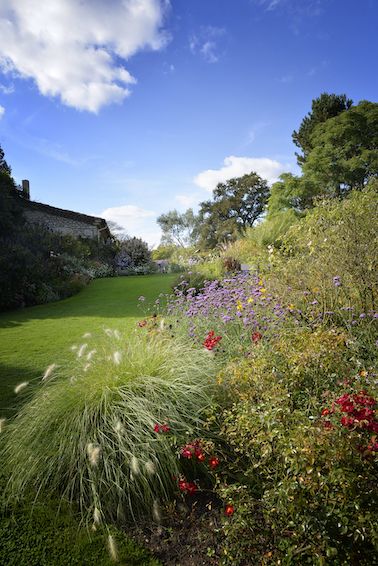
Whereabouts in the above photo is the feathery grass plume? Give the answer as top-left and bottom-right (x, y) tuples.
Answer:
(3, 332), (216, 523)
(108, 534), (118, 562)
(87, 349), (97, 361)
(14, 382), (28, 394)
(42, 363), (57, 382)
(93, 507), (101, 525)
(0, 418), (6, 433)
(113, 330), (121, 340)
(70, 345), (78, 351)
(130, 456), (140, 475)
(77, 343), (87, 358)
(83, 363), (91, 372)
(145, 460), (156, 476)
(83, 332), (92, 338)
(114, 420), (123, 434)
(152, 500), (162, 523)
(87, 443), (101, 467)
(104, 328), (113, 337)
(113, 351), (122, 365)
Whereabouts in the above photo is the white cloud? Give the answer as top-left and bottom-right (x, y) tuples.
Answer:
(189, 26), (225, 63)
(0, 0), (169, 112)
(0, 105), (4, 119)
(175, 194), (200, 208)
(0, 83), (14, 94)
(100, 204), (161, 247)
(194, 155), (288, 192)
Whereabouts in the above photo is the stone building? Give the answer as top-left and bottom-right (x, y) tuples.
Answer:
(19, 180), (111, 242)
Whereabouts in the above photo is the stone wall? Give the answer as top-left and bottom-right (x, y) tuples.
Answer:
(23, 208), (99, 239)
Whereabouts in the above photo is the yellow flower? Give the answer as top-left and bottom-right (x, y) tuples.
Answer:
(247, 297), (254, 304)
(260, 288), (267, 295)
(312, 287), (320, 293)
(288, 304), (295, 310)
(236, 300), (243, 311)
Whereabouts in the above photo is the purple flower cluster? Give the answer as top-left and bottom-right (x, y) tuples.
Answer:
(168, 274), (288, 347)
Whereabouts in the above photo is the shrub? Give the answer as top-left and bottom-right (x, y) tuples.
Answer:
(271, 186), (378, 315)
(115, 237), (151, 272)
(3, 331), (216, 524)
(213, 338), (378, 564)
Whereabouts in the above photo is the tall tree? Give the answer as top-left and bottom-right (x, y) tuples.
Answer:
(198, 172), (269, 249)
(303, 100), (378, 196)
(0, 144), (12, 175)
(292, 93), (353, 166)
(157, 208), (199, 247)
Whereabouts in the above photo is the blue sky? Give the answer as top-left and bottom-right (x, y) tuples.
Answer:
(0, 0), (377, 246)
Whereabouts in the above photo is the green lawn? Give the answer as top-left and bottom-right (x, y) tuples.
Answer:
(0, 274), (176, 418)
(0, 274), (176, 566)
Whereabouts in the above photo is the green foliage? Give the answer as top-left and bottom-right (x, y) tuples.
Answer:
(293, 92), (353, 166)
(3, 332), (216, 523)
(157, 209), (199, 247)
(0, 478), (160, 566)
(198, 172), (269, 249)
(302, 100), (378, 196)
(215, 331), (377, 565)
(115, 236), (151, 273)
(271, 184), (378, 315)
(268, 172), (318, 216)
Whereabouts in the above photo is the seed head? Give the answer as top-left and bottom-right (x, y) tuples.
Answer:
(108, 534), (118, 562)
(145, 460), (156, 475)
(87, 443), (101, 467)
(130, 456), (140, 475)
(77, 344), (87, 358)
(42, 363), (57, 382)
(82, 332), (92, 338)
(153, 500), (162, 523)
(14, 382), (29, 394)
(87, 349), (97, 360)
(113, 351), (122, 365)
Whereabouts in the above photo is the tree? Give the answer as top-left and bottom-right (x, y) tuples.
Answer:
(0, 144), (23, 237)
(115, 236), (151, 270)
(292, 93), (353, 166)
(157, 208), (199, 247)
(302, 100), (378, 196)
(267, 173), (319, 218)
(0, 144), (12, 175)
(198, 172), (269, 249)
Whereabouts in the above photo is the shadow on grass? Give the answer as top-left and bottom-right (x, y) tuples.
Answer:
(0, 363), (40, 419)
(0, 274), (176, 329)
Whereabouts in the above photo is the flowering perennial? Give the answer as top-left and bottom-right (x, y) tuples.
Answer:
(203, 330), (222, 351)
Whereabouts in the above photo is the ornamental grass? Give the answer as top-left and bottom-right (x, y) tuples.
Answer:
(3, 330), (216, 524)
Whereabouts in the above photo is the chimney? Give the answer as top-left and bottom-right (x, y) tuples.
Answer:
(22, 179), (30, 200)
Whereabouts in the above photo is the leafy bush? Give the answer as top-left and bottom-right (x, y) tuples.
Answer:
(3, 332), (216, 524)
(271, 185), (378, 315)
(115, 237), (151, 273)
(214, 335), (377, 564)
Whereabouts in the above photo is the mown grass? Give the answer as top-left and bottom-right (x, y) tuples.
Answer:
(0, 274), (176, 418)
(0, 274), (175, 565)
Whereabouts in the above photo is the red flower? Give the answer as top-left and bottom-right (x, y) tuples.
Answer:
(154, 422), (170, 433)
(321, 408), (330, 416)
(196, 452), (206, 462)
(203, 330), (222, 351)
(181, 447), (193, 459)
(225, 505), (234, 516)
(178, 478), (197, 495)
(251, 331), (262, 343)
(186, 482), (198, 495)
(209, 456), (220, 469)
(340, 415), (354, 428)
(323, 420), (333, 430)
